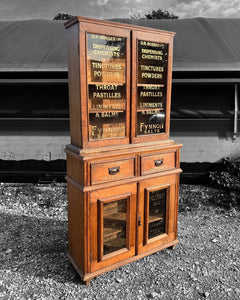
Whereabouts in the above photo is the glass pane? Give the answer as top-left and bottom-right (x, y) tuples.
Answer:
(137, 110), (165, 135)
(103, 198), (127, 255)
(148, 189), (166, 239)
(87, 33), (127, 140)
(138, 85), (166, 109)
(137, 40), (168, 136)
(89, 111), (125, 139)
(88, 84), (126, 110)
(138, 40), (168, 85)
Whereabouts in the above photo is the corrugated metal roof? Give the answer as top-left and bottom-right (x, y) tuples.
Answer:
(0, 19), (67, 72)
(114, 17), (240, 72)
(1, 18), (240, 72)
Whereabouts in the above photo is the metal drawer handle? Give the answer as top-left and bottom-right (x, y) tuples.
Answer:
(108, 166), (120, 175)
(155, 159), (163, 167)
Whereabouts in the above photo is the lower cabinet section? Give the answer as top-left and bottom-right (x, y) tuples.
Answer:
(67, 172), (180, 284)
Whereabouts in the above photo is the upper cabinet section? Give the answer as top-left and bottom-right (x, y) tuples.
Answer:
(65, 17), (174, 149)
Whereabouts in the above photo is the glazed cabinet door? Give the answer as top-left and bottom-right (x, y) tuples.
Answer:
(79, 22), (131, 148)
(89, 183), (137, 272)
(137, 175), (178, 254)
(131, 30), (174, 143)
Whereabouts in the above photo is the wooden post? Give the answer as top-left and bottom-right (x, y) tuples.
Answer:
(233, 83), (238, 141)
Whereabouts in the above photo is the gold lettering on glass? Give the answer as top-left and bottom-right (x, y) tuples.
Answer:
(87, 33), (127, 140)
(137, 40), (168, 135)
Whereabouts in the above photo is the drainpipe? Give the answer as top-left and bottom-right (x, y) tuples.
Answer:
(233, 84), (238, 141)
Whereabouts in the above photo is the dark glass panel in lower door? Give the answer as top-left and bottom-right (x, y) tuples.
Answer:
(148, 189), (166, 239)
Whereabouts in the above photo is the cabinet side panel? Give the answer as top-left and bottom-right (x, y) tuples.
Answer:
(165, 40), (174, 136)
(174, 174), (180, 239)
(66, 152), (85, 185)
(66, 24), (82, 147)
(67, 182), (86, 273)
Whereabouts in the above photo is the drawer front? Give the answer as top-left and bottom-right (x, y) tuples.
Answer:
(141, 152), (175, 176)
(91, 157), (135, 185)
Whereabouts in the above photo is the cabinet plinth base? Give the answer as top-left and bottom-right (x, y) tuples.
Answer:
(67, 239), (179, 284)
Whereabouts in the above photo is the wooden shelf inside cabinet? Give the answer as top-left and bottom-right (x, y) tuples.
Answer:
(104, 237), (126, 249)
(104, 212), (126, 222)
(137, 84), (165, 87)
(137, 108), (164, 112)
(149, 215), (163, 223)
(88, 82), (126, 86)
(89, 110), (125, 113)
(103, 227), (123, 238)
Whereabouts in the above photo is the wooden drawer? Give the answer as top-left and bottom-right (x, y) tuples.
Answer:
(90, 157), (135, 185)
(140, 152), (175, 176)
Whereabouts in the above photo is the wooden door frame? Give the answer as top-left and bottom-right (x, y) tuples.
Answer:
(137, 175), (176, 254)
(79, 22), (131, 148)
(143, 183), (170, 245)
(90, 184), (136, 272)
(131, 30), (174, 144)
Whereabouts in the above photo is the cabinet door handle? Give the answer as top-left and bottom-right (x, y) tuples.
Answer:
(108, 166), (120, 175)
(155, 159), (163, 167)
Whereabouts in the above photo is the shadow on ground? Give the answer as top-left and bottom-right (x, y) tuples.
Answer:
(0, 212), (83, 284)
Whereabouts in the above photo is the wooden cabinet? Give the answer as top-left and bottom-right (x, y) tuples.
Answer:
(65, 16), (182, 284)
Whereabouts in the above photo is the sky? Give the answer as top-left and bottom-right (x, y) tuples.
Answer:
(0, 0), (240, 21)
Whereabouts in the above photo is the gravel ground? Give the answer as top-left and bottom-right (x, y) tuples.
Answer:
(0, 183), (239, 299)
